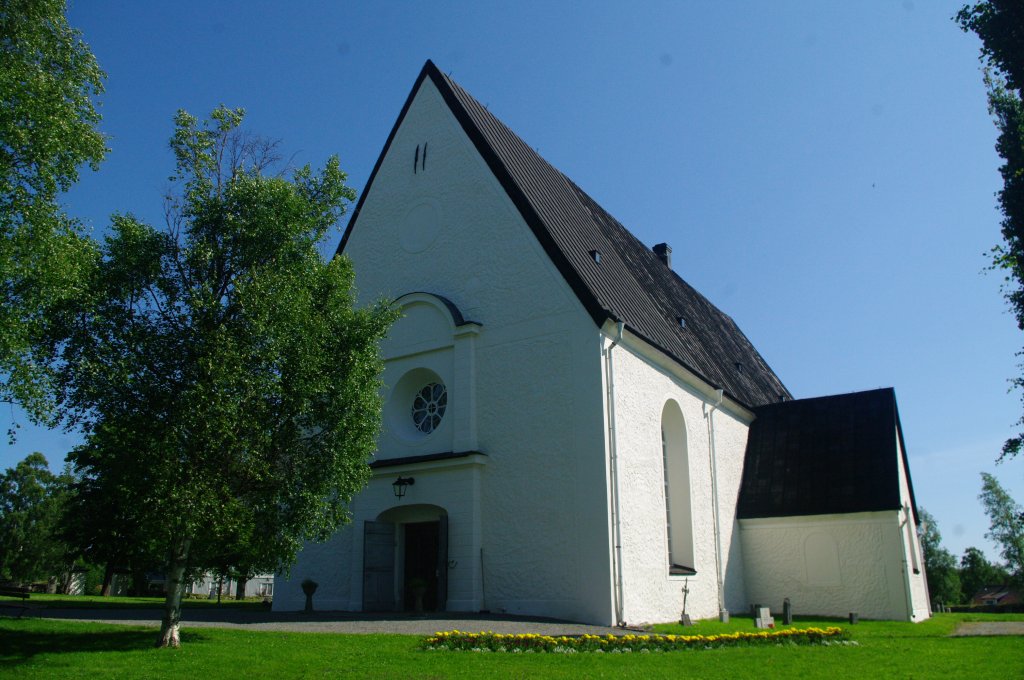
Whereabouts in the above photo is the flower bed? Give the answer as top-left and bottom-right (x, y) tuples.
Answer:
(424, 626), (851, 653)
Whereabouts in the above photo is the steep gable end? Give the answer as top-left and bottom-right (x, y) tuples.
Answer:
(340, 61), (790, 408)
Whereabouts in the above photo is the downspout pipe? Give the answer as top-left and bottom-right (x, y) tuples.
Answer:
(898, 506), (917, 621)
(605, 321), (626, 626)
(706, 388), (727, 621)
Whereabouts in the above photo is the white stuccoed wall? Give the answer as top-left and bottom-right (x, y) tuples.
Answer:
(275, 526), (354, 612)
(738, 426), (931, 622)
(276, 76), (614, 624)
(740, 511), (916, 620)
(607, 330), (753, 625)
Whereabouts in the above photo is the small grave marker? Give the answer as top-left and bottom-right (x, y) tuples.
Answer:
(679, 578), (693, 626)
(754, 606), (775, 629)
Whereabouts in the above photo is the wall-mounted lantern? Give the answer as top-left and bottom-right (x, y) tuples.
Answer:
(392, 476), (415, 499)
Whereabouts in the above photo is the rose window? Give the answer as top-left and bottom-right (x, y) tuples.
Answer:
(411, 382), (447, 434)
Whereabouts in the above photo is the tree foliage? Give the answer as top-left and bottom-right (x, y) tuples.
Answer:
(0, 0), (106, 418)
(979, 472), (1024, 583)
(62, 436), (160, 596)
(60, 107), (396, 646)
(917, 507), (963, 605)
(956, 2), (1024, 459)
(0, 452), (71, 583)
(959, 546), (1011, 599)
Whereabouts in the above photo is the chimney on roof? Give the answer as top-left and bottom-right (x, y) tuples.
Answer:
(653, 243), (672, 269)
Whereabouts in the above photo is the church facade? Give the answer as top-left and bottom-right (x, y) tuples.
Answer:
(273, 62), (930, 625)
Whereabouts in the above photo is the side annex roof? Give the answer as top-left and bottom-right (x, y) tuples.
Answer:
(737, 387), (920, 522)
(338, 60), (790, 409)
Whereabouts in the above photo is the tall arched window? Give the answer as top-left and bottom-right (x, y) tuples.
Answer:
(662, 400), (695, 574)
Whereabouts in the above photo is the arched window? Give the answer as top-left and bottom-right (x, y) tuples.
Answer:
(662, 400), (695, 574)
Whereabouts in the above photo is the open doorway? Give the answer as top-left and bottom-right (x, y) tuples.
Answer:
(403, 520), (439, 611)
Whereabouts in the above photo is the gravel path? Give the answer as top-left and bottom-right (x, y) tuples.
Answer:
(950, 621), (1024, 637)
(25, 607), (638, 636)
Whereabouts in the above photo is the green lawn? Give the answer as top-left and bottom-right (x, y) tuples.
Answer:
(0, 594), (266, 610)
(0, 613), (1021, 679)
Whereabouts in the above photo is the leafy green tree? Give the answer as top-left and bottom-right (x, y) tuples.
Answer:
(63, 435), (160, 596)
(956, 3), (1024, 459)
(0, 452), (71, 583)
(59, 107), (395, 647)
(0, 0), (106, 419)
(198, 521), (278, 602)
(959, 546), (1011, 600)
(917, 507), (963, 606)
(211, 525), (279, 601)
(979, 473), (1024, 584)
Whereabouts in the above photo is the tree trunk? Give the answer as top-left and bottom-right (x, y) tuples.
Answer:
(216, 575), (222, 604)
(156, 537), (191, 648)
(100, 561), (115, 597)
(234, 575), (247, 600)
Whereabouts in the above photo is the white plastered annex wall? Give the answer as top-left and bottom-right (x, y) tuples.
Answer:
(740, 512), (914, 620)
(739, 426), (929, 622)
(608, 330), (752, 625)
(276, 77), (615, 624)
(896, 428), (930, 620)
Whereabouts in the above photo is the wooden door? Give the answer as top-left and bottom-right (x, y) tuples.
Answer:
(436, 514), (448, 612)
(362, 521), (396, 611)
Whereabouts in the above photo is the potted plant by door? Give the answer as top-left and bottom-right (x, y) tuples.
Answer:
(301, 579), (318, 613)
(407, 576), (427, 614)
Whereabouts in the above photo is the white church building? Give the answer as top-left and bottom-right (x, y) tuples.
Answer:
(273, 61), (930, 625)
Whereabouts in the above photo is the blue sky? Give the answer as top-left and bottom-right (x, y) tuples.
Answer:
(4, 0), (1023, 563)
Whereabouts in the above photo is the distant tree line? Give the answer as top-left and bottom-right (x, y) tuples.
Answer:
(0, 450), (272, 601)
(919, 473), (1024, 606)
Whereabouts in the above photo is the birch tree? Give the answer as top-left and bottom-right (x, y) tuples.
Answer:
(61, 107), (395, 647)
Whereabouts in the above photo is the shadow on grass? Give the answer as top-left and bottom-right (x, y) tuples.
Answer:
(0, 596), (266, 611)
(0, 626), (210, 669)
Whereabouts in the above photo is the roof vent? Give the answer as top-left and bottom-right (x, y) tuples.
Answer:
(734, 361), (744, 373)
(590, 249), (601, 264)
(677, 316), (686, 329)
(653, 243), (672, 268)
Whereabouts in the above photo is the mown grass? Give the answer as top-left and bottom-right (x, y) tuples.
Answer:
(0, 613), (1021, 679)
(0, 593), (266, 610)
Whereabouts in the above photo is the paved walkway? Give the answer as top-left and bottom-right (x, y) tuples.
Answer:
(950, 621), (1024, 637)
(26, 607), (637, 636)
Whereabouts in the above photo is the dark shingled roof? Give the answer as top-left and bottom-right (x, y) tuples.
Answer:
(339, 61), (790, 408)
(737, 388), (919, 522)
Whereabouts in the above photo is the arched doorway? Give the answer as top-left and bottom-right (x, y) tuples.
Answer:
(362, 504), (448, 612)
